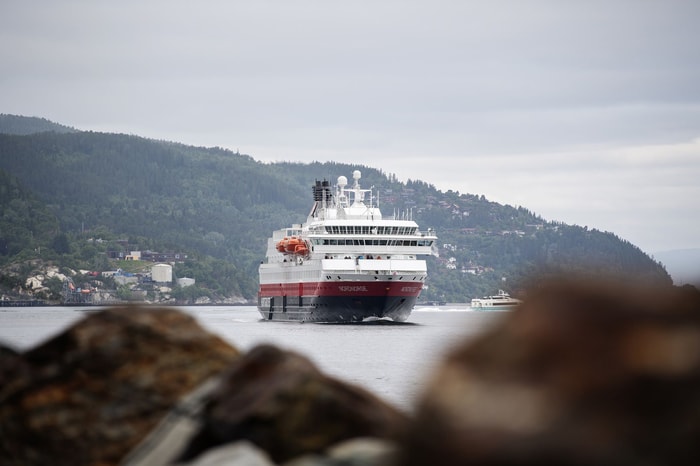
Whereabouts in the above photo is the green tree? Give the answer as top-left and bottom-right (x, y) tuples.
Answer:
(51, 233), (71, 254)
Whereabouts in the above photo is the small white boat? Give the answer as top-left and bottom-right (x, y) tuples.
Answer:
(470, 290), (521, 311)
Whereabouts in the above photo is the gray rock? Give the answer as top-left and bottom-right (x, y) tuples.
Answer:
(181, 441), (275, 466)
(285, 437), (398, 466)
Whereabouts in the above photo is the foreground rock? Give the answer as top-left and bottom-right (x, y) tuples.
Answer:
(400, 281), (700, 466)
(4, 282), (700, 465)
(0, 306), (240, 466)
(174, 344), (407, 464)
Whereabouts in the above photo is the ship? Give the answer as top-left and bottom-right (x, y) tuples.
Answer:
(470, 290), (522, 311)
(258, 170), (437, 322)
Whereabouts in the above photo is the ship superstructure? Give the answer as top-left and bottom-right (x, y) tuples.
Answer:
(258, 170), (437, 322)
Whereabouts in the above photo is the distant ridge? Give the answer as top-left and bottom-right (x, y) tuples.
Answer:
(653, 249), (700, 286)
(0, 114), (78, 135)
(0, 115), (674, 302)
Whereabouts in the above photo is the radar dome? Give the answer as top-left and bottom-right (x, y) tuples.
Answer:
(337, 175), (348, 187)
(353, 170), (362, 181)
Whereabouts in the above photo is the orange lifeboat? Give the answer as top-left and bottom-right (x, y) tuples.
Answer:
(276, 237), (288, 253)
(276, 236), (309, 256)
(285, 237), (301, 253)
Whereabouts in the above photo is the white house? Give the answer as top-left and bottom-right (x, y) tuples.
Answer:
(151, 263), (173, 283)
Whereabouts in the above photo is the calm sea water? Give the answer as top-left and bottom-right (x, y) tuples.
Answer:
(0, 305), (505, 411)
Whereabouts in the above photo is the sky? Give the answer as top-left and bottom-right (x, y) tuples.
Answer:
(2, 0), (699, 256)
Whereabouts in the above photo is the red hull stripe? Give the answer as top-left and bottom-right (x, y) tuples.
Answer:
(258, 281), (423, 297)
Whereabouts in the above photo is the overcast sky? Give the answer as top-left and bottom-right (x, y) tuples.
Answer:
(2, 0), (699, 255)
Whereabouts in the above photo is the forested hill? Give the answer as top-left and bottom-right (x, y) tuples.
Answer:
(0, 116), (671, 302)
(0, 114), (77, 135)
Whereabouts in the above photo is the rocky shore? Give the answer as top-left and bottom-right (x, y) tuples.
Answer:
(2, 280), (700, 465)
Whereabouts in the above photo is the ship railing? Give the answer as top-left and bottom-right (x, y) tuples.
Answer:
(321, 258), (427, 273)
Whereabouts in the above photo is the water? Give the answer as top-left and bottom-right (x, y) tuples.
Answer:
(0, 305), (505, 411)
